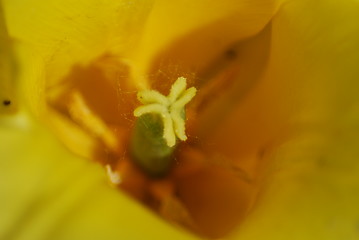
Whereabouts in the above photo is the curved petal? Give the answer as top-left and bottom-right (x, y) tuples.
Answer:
(196, 0), (359, 239)
(0, 114), (197, 240)
(2, 0), (154, 158)
(131, 0), (284, 89)
(3, 0), (153, 87)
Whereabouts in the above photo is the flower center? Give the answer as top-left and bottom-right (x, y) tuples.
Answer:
(47, 51), (267, 238)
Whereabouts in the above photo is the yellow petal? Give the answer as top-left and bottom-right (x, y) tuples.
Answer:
(0, 4), (17, 114)
(132, 0), (284, 87)
(0, 114), (196, 240)
(3, 0), (153, 88)
(2, 0), (154, 158)
(195, 0), (359, 239)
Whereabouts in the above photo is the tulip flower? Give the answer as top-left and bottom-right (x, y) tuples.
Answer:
(1, 0), (359, 239)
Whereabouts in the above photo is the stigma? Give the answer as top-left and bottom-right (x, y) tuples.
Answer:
(133, 77), (197, 147)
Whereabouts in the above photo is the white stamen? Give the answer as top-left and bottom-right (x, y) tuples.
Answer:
(105, 164), (122, 185)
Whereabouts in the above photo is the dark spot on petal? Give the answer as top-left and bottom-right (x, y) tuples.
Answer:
(225, 49), (237, 60)
(3, 100), (11, 106)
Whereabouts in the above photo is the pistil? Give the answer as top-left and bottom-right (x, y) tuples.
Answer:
(130, 77), (196, 177)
